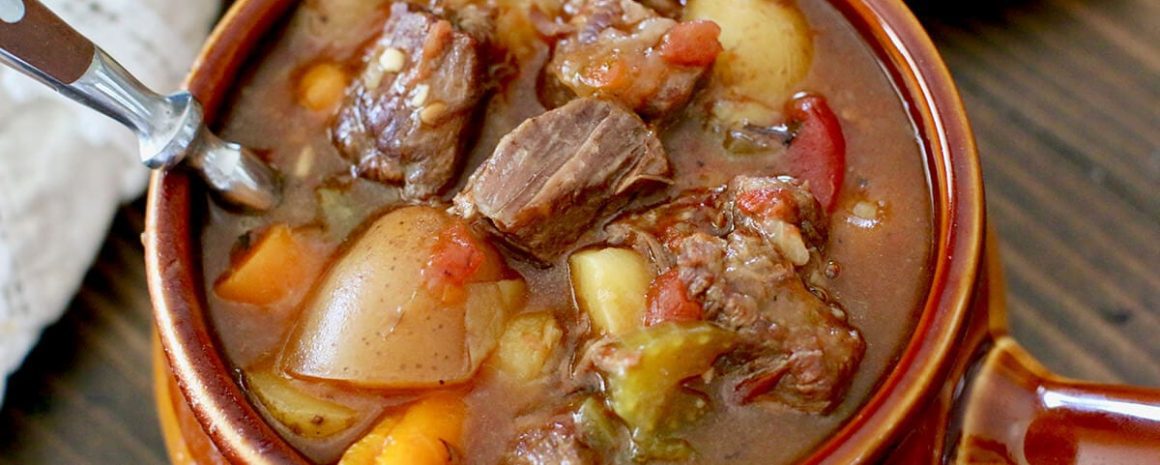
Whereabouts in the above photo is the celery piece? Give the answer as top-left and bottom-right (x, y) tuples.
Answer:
(600, 322), (734, 459)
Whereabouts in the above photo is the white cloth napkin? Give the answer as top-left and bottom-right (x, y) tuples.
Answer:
(0, 0), (217, 402)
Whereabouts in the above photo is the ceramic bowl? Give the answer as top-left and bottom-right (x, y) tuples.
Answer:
(145, 1), (1160, 463)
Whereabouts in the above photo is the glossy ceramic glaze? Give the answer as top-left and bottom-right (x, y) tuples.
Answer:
(145, 0), (1160, 463)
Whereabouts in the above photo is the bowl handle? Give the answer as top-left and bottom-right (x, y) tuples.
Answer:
(904, 225), (1160, 464)
(945, 229), (1159, 464)
(952, 335), (1160, 464)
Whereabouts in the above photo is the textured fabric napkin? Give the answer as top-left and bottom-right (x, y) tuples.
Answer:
(0, 0), (217, 402)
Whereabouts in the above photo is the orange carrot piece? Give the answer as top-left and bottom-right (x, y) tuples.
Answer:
(337, 412), (402, 465)
(214, 224), (324, 306)
(377, 391), (466, 465)
(338, 391), (466, 465)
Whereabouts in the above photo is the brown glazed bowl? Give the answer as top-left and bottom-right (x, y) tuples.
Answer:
(145, 0), (1160, 463)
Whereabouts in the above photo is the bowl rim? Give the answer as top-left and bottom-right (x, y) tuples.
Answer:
(800, 1), (983, 463)
(144, 0), (983, 463)
(146, 0), (309, 462)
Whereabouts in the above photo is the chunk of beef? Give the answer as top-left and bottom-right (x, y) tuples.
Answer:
(455, 98), (670, 261)
(502, 418), (597, 465)
(542, 0), (721, 118)
(638, 0), (683, 18)
(333, 2), (487, 199)
(607, 176), (864, 413)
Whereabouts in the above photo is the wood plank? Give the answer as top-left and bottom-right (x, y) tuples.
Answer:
(917, 0), (1160, 385)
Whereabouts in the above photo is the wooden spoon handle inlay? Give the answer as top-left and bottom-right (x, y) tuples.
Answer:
(0, 0), (95, 84)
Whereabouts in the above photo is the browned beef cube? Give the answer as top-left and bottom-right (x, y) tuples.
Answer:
(502, 419), (598, 465)
(454, 98), (670, 261)
(542, 0), (721, 118)
(639, 0), (683, 18)
(333, 2), (486, 200)
(607, 176), (864, 413)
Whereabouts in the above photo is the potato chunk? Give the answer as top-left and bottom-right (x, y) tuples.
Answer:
(465, 279), (527, 366)
(569, 248), (654, 337)
(246, 370), (358, 439)
(283, 207), (523, 388)
(685, 0), (813, 125)
(491, 312), (564, 382)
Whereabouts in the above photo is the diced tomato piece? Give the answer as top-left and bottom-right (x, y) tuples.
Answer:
(424, 222), (486, 293)
(586, 58), (631, 91)
(658, 20), (723, 67)
(784, 95), (846, 211)
(644, 269), (704, 326)
(735, 188), (797, 222)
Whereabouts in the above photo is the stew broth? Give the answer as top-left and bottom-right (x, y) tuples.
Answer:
(200, 0), (932, 463)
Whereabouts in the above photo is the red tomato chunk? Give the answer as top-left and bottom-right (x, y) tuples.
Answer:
(785, 95), (846, 211)
(645, 269), (704, 326)
(424, 222), (485, 291)
(659, 20), (724, 67)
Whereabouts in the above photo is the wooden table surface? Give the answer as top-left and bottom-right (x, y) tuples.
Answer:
(1, 1), (1156, 463)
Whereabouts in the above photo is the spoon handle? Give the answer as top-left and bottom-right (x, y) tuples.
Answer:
(0, 0), (279, 211)
(0, 0), (200, 169)
(0, 0), (92, 84)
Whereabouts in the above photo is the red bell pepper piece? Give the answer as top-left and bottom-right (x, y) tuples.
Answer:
(784, 95), (846, 211)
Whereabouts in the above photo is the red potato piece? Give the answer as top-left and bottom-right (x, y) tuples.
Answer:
(282, 207), (522, 389)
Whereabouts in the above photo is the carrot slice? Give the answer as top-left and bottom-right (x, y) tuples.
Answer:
(338, 391), (465, 465)
(377, 392), (466, 465)
(214, 224), (324, 306)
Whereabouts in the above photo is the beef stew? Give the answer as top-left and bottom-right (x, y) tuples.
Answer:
(200, 0), (933, 463)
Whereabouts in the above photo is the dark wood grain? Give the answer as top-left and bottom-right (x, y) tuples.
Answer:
(0, 203), (167, 465)
(0, 0), (1156, 462)
(912, 0), (1160, 386)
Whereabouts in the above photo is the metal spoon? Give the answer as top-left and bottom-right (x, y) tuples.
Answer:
(0, 0), (279, 211)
